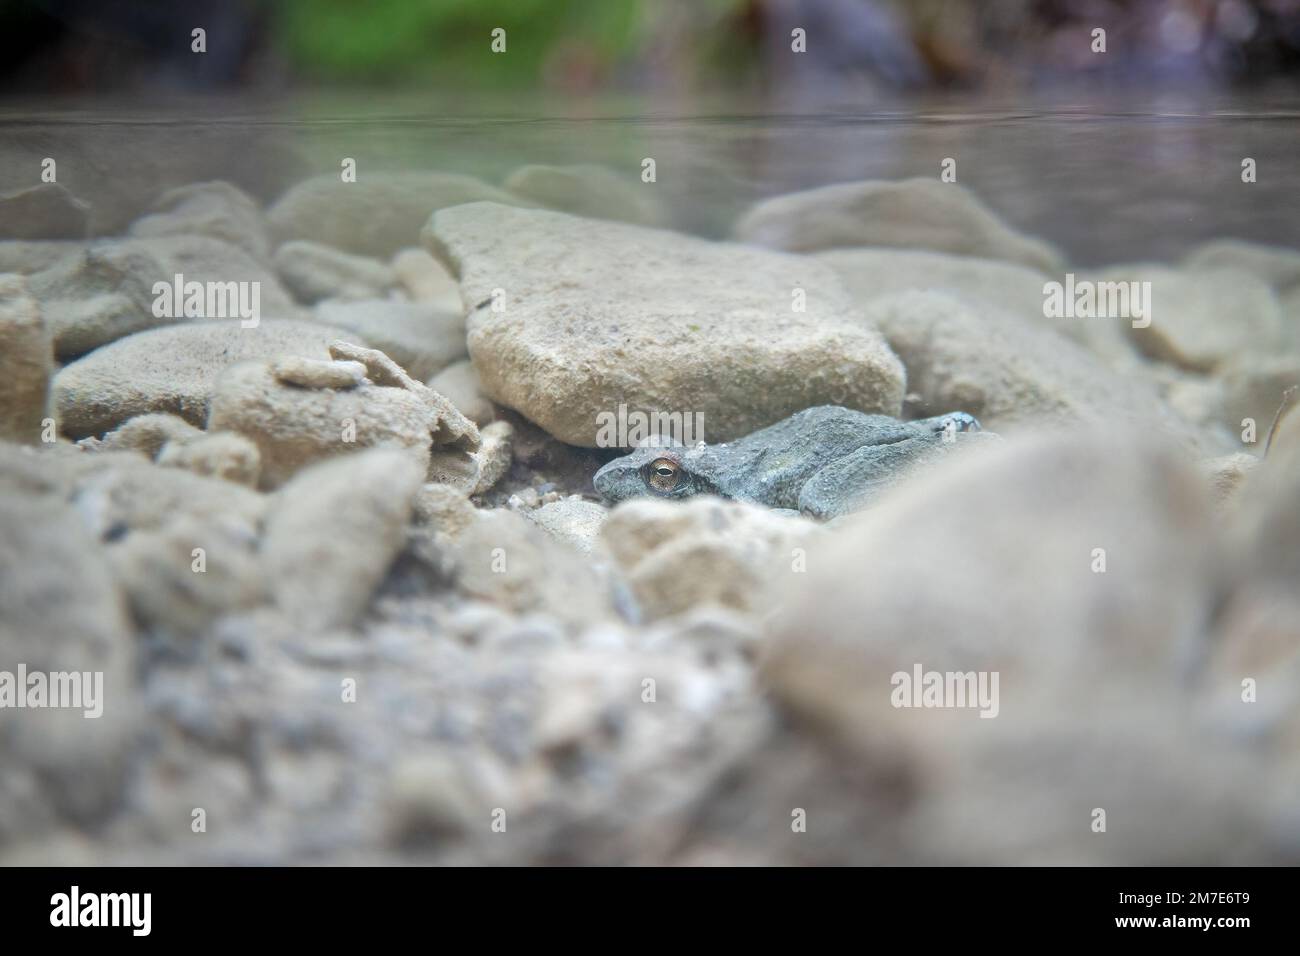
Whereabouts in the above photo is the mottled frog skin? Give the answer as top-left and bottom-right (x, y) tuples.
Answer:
(593, 405), (984, 519)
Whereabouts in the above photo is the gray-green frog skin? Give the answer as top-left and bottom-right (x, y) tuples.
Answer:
(593, 405), (985, 519)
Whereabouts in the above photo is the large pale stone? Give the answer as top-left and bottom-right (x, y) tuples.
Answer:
(268, 171), (525, 259)
(425, 203), (905, 447)
(52, 320), (358, 438)
(0, 275), (52, 443)
(733, 178), (1062, 273)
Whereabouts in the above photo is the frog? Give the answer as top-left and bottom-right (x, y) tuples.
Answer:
(592, 405), (986, 519)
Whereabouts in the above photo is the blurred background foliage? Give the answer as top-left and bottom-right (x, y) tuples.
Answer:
(2, 0), (1300, 96)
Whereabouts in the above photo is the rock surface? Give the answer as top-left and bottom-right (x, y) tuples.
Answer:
(274, 241), (395, 304)
(860, 290), (1201, 442)
(207, 341), (478, 489)
(602, 495), (822, 622)
(426, 203), (905, 446)
(427, 359), (495, 426)
(128, 181), (272, 260)
(0, 465), (138, 840)
(0, 275), (52, 443)
(759, 430), (1292, 863)
(504, 164), (664, 226)
(268, 171), (524, 259)
(262, 448), (423, 631)
(27, 235), (301, 359)
(1099, 265), (1287, 372)
(733, 178), (1062, 273)
(0, 184), (90, 240)
(315, 297), (466, 381)
(53, 319), (358, 438)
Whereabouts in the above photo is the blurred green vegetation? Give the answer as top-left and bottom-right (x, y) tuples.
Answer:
(274, 0), (740, 86)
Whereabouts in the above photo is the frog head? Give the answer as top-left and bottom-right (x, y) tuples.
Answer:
(593, 445), (712, 503)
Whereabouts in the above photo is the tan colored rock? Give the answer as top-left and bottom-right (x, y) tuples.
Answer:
(450, 509), (613, 628)
(602, 496), (822, 622)
(315, 297), (466, 380)
(1198, 452), (1260, 507)
(0, 476), (138, 839)
(328, 340), (478, 448)
(426, 203), (905, 446)
(733, 178), (1062, 273)
(271, 356), (366, 389)
(390, 247), (461, 309)
(268, 171), (525, 259)
(1100, 265), (1286, 372)
(108, 514), (264, 637)
(763, 430), (1213, 746)
(427, 359), (495, 426)
(861, 290), (1202, 443)
(504, 164), (664, 226)
(1218, 354), (1300, 442)
(128, 181), (271, 260)
(207, 360), (437, 490)
(412, 482), (478, 537)
(0, 240), (87, 275)
(1184, 239), (1300, 292)
(65, 449), (266, 539)
(157, 431), (261, 486)
(262, 449), (422, 630)
(274, 240), (395, 304)
(818, 247), (1050, 324)
(53, 319), (358, 437)
(0, 274), (52, 443)
(99, 412), (204, 459)
(27, 235), (302, 359)
(759, 431), (1284, 863)
(524, 497), (607, 556)
(0, 183), (89, 239)
(471, 420), (512, 496)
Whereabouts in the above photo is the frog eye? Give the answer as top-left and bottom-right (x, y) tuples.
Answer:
(648, 457), (681, 492)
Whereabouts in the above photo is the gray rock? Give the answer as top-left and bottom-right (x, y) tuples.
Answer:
(1099, 264), (1286, 372)
(427, 359), (495, 426)
(271, 356), (366, 390)
(99, 412), (204, 459)
(449, 509), (613, 629)
(0, 275), (52, 443)
(0, 184), (90, 239)
(426, 203), (904, 446)
(315, 297), (466, 381)
(0, 240), (87, 275)
(62, 448), (267, 540)
(0, 461), (138, 840)
(27, 235), (303, 360)
(818, 247), (1050, 324)
(1218, 353), (1300, 441)
(733, 178), (1062, 273)
(1184, 239), (1300, 292)
(1198, 452), (1259, 507)
(524, 497), (608, 555)
(860, 290), (1201, 443)
(504, 164), (664, 226)
(108, 513), (265, 638)
(268, 171), (525, 259)
(53, 319), (358, 438)
(274, 241), (396, 304)
(390, 247), (462, 309)
(207, 342), (478, 490)
(128, 181), (272, 260)
(262, 448), (424, 631)
(760, 431), (1287, 862)
(601, 495), (822, 622)
(156, 431), (261, 487)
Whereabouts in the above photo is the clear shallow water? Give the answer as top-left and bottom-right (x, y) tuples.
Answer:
(2, 90), (1298, 264)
